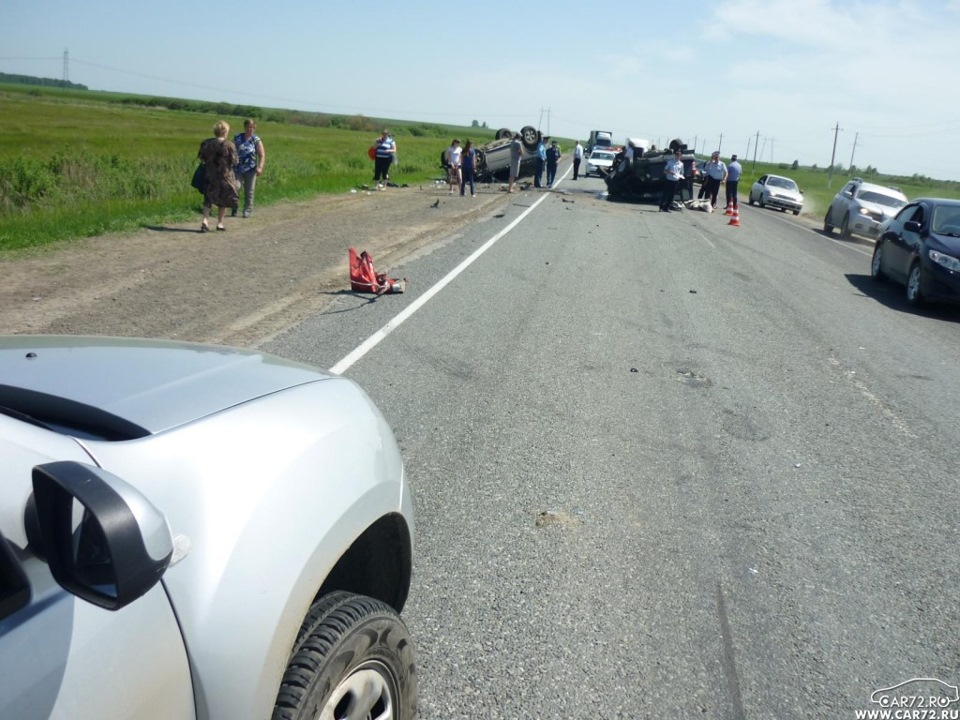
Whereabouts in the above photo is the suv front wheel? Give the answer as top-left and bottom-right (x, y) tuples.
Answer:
(823, 208), (835, 234)
(273, 592), (418, 720)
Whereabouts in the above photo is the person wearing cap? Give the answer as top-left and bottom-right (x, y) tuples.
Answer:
(725, 154), (743, 211)
(545, 140), (561, 187)
(534, 135), (547, 188)
(703, 151), (727, 210)
(660, 149), (685, 212)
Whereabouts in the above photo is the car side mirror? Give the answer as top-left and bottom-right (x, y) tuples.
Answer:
(904, 220), (922, 233)
(30, 461), (174, 611)
(843, 191), (854, 197)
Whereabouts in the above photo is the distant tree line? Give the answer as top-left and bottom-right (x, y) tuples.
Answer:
(0, 73), (88, 90)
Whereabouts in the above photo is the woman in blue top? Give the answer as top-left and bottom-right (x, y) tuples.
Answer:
(460, 140), (477, 197)
(232, 119), (266, 218)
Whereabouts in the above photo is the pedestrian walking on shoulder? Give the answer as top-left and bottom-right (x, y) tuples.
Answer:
(725, 154), (742, 211)
(508, 133), (523, 193)
(703, 151), (727, 210)
(460, 140), (477, 197)
(660, 149), (685, 212)
(372, 129), (396, 189)
(198, 120), (239, 232)
(534, 136), (547, 188)
(445, 138), (462, 195)
(573, 140), (583, 180)
(546, 141), (561, 187)
(232, 119), (265, 218)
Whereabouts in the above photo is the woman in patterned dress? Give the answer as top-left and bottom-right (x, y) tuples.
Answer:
(198, 120), (239, 232)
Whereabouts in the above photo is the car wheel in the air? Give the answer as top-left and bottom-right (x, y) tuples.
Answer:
(273, 591), (418, 720)
(823, 208), (834, 233)
(840, 213), (851, 239)
(520, 125), (540, 151)
(871, 242), (885, 281)
(905, 262), (925, 307)
(495, 127), (512, 140)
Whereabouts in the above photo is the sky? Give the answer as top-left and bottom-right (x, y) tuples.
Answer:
(2, 0), (960, 181)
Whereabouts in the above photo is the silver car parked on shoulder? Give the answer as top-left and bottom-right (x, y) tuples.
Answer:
(0, 336), (417, 720)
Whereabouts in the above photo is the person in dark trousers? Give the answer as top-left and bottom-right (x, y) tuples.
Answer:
(545, 141), (561, 187)
(660, 149), (685, 212)
(460, 140), (477, 197)
(725, 154), (742, 211)
(573, 141), (583, 180)
(702, 150), (727, 209)
(508, 133), (523, 193)
(534, 136), (547, 188)
(371, 129), (396, 189)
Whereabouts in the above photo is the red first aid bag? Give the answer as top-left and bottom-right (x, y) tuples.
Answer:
(349, 248), (405, 294)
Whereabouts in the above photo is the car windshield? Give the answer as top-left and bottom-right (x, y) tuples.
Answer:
(767, 177), (798, 190)
(858, 191), (906, 209)
(931, 206), (960, 235)
(590, 152), (615, 161)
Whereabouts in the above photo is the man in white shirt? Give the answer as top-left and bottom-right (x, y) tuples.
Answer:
(660, 149), (685, 212)
(573, 141), (584, 180)
(703, 151), (728, 209)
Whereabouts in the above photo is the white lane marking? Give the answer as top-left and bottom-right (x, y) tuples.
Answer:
(331, 188), (554, 375)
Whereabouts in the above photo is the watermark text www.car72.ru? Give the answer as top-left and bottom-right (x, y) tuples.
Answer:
(857, 678), (960, 719)
(856, 711), (959, 719)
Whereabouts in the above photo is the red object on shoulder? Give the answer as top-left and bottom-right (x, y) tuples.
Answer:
(349, 248), (405, 294)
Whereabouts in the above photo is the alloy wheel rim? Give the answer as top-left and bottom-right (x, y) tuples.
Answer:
(319, 662), (397, 720)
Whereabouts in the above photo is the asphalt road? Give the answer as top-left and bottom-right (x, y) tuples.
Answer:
(265, 171), (960, 719)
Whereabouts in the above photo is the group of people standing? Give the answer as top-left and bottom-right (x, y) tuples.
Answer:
(197, 119), (266, 232)
(443, 138), (478, 197)
(698, 151), (742, 211)
(660, 149), (742, 213)
(534, 137), (562, 188)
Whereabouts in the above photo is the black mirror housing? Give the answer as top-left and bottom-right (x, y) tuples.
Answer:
(31, 461), (173, 611)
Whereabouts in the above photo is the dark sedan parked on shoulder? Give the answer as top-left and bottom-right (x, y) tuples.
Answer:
(871, 198), (960, 307)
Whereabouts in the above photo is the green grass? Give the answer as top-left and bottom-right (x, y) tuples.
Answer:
(9, 81), (956, 251)
(1, 84), (552, 252)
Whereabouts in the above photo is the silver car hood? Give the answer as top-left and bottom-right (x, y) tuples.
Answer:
(0, 336), (335, 435)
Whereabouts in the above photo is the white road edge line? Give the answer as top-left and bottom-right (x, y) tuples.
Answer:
(331, 168), (569, 374)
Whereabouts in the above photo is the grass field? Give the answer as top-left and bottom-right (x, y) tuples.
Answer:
(2, 82), (958, 252)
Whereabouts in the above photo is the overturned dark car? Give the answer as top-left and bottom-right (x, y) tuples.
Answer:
(441, 125), (542, 182)
(604, 138), (697, 203)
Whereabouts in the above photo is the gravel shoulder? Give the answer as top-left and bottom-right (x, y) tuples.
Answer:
(1, 184), (513, 348)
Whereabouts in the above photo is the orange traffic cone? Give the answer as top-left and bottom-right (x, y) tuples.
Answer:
(728, 205), (741, 226)
(723, 202), (733, 216)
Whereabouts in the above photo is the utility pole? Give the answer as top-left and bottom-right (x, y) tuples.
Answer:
(849, 131), (859, 173)
(769, 138), (775, 164)
(62, 49), (69, 82)
(827, 122), (842, 189)
(717, 132), (723, 154)
(745, 135), (752, 162)
(547, 107), (551, 136)
(751, 130), (760, 170)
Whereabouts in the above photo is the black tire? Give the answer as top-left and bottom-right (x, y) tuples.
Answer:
(792, 209), (800, 216)
(273, 592), (418, 720)
(748, 193), (755, 206)
(823, 209), (834, 233)
(495, 127), (512, 140)
(840, 213), (851, 239)
(758, 194), (766, 209)
(871, 242), (885, 281)
(520, 125), (540, 151)
(905, 262), (925, 307)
